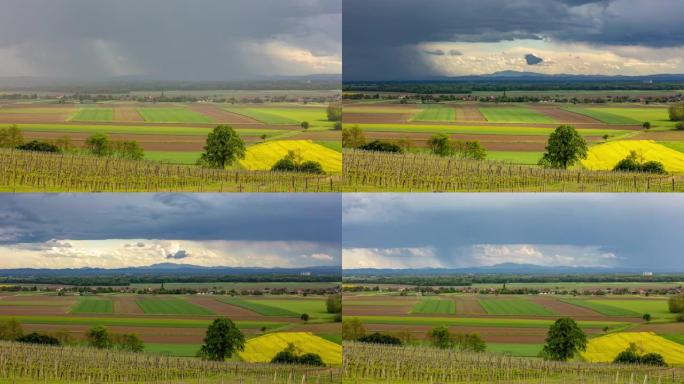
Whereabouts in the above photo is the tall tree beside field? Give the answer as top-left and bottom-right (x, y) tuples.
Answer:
(539, 125), (587, 169)
(342, 125), (365, 148)
(112, 140), (144, 160)
(111, 333), (144, 352)
(85, 133), (113, 157)
(326, 294), (342, 313)
(342, 317), (366, 341)
(455, 333), (486, 352)
(428, 326), (454, 349)
(669, 294), (684, 313)
(541, 317), (587, 361)
(669, 103), (684, 121)
(0, 318), (23, 341)
(200, 125), (246, 169)
(198, 318), (245, 361)
(0, 125), (24, 148)
(86, 326), (112, 349)
(428, 133), (455, 156)
(327, 103), (342, 121)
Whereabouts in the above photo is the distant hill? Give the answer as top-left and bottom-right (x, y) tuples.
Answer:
(344, 263), (664, 276)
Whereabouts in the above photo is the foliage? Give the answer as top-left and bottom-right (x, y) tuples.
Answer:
(359, 140), (403, 153)
(110, 333), (144, 352)
(541, 318), (587, 361)
(200, 125), (246, 168)
(300, 313), (309, 322)
(613, 151), (666, 174)
(86, 326), (111, 349)
(198, 318), (245, 361)
(342, 125), (365, 148)
(428, 134), (486, 159)
(641, 353), (668, 366)
(0, 125), (24, 148)
(300, 121), (309, 129)
(428, 133), (454, 156)
(326, 295), (342, 313)
(17, 140), (60, 153)
(669, 103), (684, 121)
(613, 343), (667, 366)
(642, 313), (651, 322)
(16, 332), (60, 346)
(342, 317), (366, 341)
(428, 326), (454, 349)
(668, 294), (684, 313)
(358, 332), (402, 345)
(270, 343), (325, 366)
(112, 140), (144, 160)
(271, 150), (325, 174)
(85, 133), (113, 156)
(0, 318), (23, 341)
(327, 103), (342, 121)
(454, 333), (486, 352)
(539, 125), (588, 169)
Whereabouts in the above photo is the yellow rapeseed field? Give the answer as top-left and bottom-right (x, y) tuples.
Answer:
(239, 140), (342, 173)
(239, 332), (342, 366)
(582, 332), (684, 366)
(582, 140), (684, 173)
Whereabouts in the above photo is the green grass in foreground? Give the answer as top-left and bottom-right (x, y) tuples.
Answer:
(0, 315), (281, 329)
(70, 108), (114, 122)
(411, 299), (456, 314)
(354, 315), (626, 330)
(136, 298), (214, 315)
(355, 123), (628, 137)
(144, 343), (202, 357)
(479, 107), (557, 124)
(412, 105), (455, 122)
(137, 107), (213, 123)
(144, 151), (202, 165)
(561, 299), (645, 317)
(70, 297), (113, 314)
(479, 298), (555, 316)
(486, 151), (543, 165)
(486, 343), (543, 357)
(216, 297), (300, 317)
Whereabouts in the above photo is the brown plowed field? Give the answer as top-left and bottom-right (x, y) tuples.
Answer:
(455, 296), (486, 315)
(0, 113), (72, 123)
(343, 112), (412, 124)
(186, 296), (265, 318)
(530, 296), (602, 317)
(112, 296), (144, 315)
(632, 323), (684, 333)
(530, 106), (603, 124)
(455, 105), (486, 122)
(187, 104), (262, 125)
(0, 307), (69, 315)
(343, 306), (412, 316)
(114, 106), (144, 122)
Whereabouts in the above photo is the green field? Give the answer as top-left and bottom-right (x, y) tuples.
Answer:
(223, 106), (333, 128)
(411, 298), (456, 314)
(317, 140), (343, 152)
(246, 298), (334, 319)
(144, 151), (201, 165)
(354, 316), (625, 330)
(223, 107), (301, 125)
(479, 298), (555, 316)
(355, 123), (627, 137)
(563, 106), (641, 125)
(136, 298), (214, 315)
(70, 108), (114, 122)
(137, 108), (213, 123)
(0, 315), (280, 329)
(145, 343), (202, 357)
(662, 334), (684, 346)
(412, 105), (455, 122)
(562, 299), (643, 317)
(217, 297), (300, 317)
(479, 107), (557, 123)
(487, 343), (543, 357)
(661, 141), (684, 154)
(70, 297), (113, 314)
(487, 151), (543, 165)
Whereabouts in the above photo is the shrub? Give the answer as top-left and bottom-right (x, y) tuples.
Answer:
(326, 103), (342, 121)
(640, 161), (667, 174)
(16, 332), (60, 346)
(298, 161), (324, 174)
(271, 151), (325, 174)
(642, 313), (651, 322)
(676, 122), (684, 131)
(0, 318), (23, 341)
(342, 125), (365, 148)
(613, 151), (667, 174)
(270, 344), (325, 366)
(0, 125), (24, 148)
(359, 140), (402, 153)
(358, 332), (402, 345)
(300, 313), (309, 322)
(641, 353), (668, 366)
(613, 348), (641, 364)
(326, 295), (342, 314)
(297, 353), (325, 366)
(642, 121), (651, 129)
(668, 294), (684, 313)
(17, 140), (60, 153)
(342, 318), (365, 341)
(613, 344), (667, 367)
(428, 326), (454, 349)
(669, 103), (684, 121)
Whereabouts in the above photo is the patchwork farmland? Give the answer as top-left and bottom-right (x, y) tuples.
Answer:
(0, 95), (341, 192)
(343, 100), (684, 191)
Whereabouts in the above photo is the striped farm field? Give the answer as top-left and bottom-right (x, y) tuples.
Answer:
(70, 297), (113, 314)
(563, 106), (641, 125)
(70, 108), (114, 122)
(411, 298), (456, 314)
(355, 123), (627, 137)
(479, 107), (557, 123)
(222, 107), (301, 125)
(216, 297), (300, 317)
(0, 123), (281, 137)
(479, 298), (555, 316)
(239, 140), (342, 173)
(562, 299), (642, 316)
(0, 315), (280, 329)
(352, 316), (625, 330)
(582, 140), (684, 173)
(562, 298), (671, 318)
(137, 107), (213, 123)
(239, 332), (342, 366)
(136, 298), (214, 315)
(412, 105), (455, 122)
(582, 332), (684, 365)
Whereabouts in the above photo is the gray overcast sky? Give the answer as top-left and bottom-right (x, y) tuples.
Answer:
(343, 194), (684, 271)
(344, 0), (684, 80)
(0, 0), (341, 80)
(0, 194), (341, 269)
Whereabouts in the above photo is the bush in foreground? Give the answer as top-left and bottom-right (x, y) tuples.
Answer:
(270, 343), (325, 366)
(271, 150), (325, 174)
(358, 332), (402, 345)
(613, 344), (667, 367)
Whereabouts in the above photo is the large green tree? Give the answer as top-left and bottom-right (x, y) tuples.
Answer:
(86, 326), (111, 349)
(85, 133), (112, 157)
(539, 125), (587, 169)
(428, 326), (454, 349)
(541, 318), (587, 361)
(200, 125), (246, 168)
(198, 318), (245, 361)
(428, 133), (455, 156)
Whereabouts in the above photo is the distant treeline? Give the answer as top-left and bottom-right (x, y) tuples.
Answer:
(0, 274), (341, 287)
(343, 80), (684, 94)
(343, 274), (684, 287)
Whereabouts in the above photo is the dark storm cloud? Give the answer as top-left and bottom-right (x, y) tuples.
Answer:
(423, 49), (445, 56)
(343, 0), (684, 80)
(166, 250), (190, 260)
(0, 0), (341, 79)
(0, 194), (341, 245)
(525, 54), (544, 65)
(343, 194), (684, 270)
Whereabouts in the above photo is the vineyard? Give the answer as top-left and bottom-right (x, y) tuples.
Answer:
(0, 149), (341, 192)
(342, 150), (684, 192)
(343, 342), (684, 384)
(0, 341), (340, 384)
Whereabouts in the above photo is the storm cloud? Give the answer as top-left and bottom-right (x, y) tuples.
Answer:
(344, 0), (684, 79)
(0, 0), (341, 80)
(525, 53), (544, 65)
